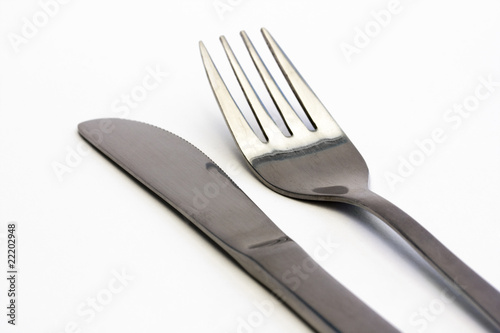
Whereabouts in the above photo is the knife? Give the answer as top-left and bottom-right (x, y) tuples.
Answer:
(78, 118), (398, 333)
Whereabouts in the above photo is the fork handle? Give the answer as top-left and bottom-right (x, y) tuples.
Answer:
(346, 189), (500, 330)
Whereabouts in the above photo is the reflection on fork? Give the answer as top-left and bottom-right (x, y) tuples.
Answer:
(199, 28), (500, 330)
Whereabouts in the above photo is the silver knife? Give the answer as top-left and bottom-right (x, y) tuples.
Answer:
(78, 118), (398, 333)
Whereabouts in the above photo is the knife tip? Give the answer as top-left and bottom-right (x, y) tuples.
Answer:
(77, 118), (120, 145)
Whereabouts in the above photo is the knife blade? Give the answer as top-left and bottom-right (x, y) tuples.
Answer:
(78, 118), (398, 333)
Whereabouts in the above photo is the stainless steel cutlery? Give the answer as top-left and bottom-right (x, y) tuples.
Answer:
(76, 27), (499, 333)
(78, 118), (398, 333)
(199, 28), (500, 329)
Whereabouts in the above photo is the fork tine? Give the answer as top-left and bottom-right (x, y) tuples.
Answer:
(219, 36), (284, 141)
(199, 41), (263, 146)
(240, 31), (310, 136)
(261, 28), (342, 132)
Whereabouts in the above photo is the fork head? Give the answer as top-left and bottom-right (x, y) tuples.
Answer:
(200, 28), (369, 200)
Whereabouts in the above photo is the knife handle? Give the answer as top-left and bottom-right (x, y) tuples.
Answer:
(230, 239), (398, 333)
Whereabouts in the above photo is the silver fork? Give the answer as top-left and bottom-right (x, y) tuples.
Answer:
(199, 28), (500, 329)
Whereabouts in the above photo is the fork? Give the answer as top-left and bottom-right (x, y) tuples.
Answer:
(199, 28), (500, 329)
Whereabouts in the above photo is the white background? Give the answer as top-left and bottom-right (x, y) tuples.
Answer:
(1, 0), (500, 332)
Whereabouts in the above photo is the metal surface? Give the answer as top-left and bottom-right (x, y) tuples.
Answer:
(200, 28), (500, 331)
(78, 118), (398, 333)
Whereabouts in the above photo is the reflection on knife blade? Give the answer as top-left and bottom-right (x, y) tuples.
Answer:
(78, 118), (399, 333)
